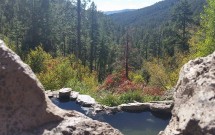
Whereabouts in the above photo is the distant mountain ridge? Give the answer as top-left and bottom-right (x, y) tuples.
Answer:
(104, 9), (136, 15)
(109, 0), (206, 28)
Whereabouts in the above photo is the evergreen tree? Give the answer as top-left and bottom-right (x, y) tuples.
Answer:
(125, 32), (129, 79)
(197, 0), (215, 56)
(76, 0), (81, 59)
(172, 0), (193, 52)
(98, 37), (108, 82)
(89, 2), (99, 72)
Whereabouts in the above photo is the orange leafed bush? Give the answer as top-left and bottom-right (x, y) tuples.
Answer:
(100, 70), (145, 93)
(117, 80), (144, 93)
(143, 86), (164, 96)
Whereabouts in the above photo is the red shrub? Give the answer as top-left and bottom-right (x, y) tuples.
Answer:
(100, 70), (145, 93)
(143, 87), (164, 96)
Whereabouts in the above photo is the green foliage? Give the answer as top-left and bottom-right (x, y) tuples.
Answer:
(26, 46), (52, 73)
(142, 95), (160, 102)
(119, 90), (144, 103)
(37, 58), (71, 90)
(97, 90), (161, 106)
(66, 79), (92, 95)
(37, 56), (98, 91)
(129, 71), (145, 84)
(172, 0), (193, 52)
(144, 60), (172, 89)
(1, 36), (17, 53)
(172, 0), (193, 29)
(98, 94), (121, 106)
(197, 0), (215, 56)
(143, 52), (194, 90)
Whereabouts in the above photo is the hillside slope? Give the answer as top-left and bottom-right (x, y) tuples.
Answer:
(104, 9), (136, 15)
(109, 0), (206, 29)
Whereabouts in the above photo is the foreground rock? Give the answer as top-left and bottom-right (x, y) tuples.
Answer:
(22, 115), (121, 135)
(77, 95), (96, 107)
(0, 40), (122, 135)
(160, 52), (215, 135)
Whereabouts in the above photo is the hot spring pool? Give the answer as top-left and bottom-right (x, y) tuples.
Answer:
(51, 98), (171, 135)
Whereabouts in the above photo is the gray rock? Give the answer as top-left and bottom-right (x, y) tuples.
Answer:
(0, 40), (63, 134)
(59, 88), (71, 100)
(149, 103), (172, 113)
(105, 106), (121, 114)
(77, 95), (96, 107)
(118, 101), (173, 113)
(31, 116), (122, 135)
(70, 91), (79, 100)
(160, 52), (215, 135)
(22, 113), (122, 135)
(160, 89), (174, 100)
(0, 40), (122, 135)
(119, 103), (150, 112)
(45, 90), (54, 98)
(149, 100), (173, 104)
(91, 103), (105, 114)
(149, 101), (173, 113)
(52, 90), (59, 98)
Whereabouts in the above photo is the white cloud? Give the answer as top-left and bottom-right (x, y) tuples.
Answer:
(92, 0), (163, 11)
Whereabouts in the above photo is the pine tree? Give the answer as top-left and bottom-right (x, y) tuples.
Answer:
(89, 2), (99, 72)
(98, 37), (108, 82)
(172, 0), (193, 52)
(76, 0), (81, 59)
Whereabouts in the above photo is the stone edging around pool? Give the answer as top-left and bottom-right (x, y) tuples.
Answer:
(45, 88), (173, 115)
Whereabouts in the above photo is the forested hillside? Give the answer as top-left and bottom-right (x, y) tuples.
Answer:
(110, 0), (206, 28)
(0, 0), (122, 81)
(0, 0), (214, 106)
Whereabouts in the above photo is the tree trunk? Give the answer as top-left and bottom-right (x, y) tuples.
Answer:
(125, 32), (129, 79)
(63, 36), (66, 57)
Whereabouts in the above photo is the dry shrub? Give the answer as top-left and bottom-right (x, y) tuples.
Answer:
(143, 86), (164, 96)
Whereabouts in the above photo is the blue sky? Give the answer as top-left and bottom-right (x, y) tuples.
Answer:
(92, 0), (163, 11)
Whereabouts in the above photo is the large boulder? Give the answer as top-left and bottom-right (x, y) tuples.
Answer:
(160, 52), (215, 135)
(0, 40), (122, 135)
(21, 115), (122, 135)
(0, 40), (64, 134)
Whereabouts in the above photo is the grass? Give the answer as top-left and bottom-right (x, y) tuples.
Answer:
(94, 90), (161, 106)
